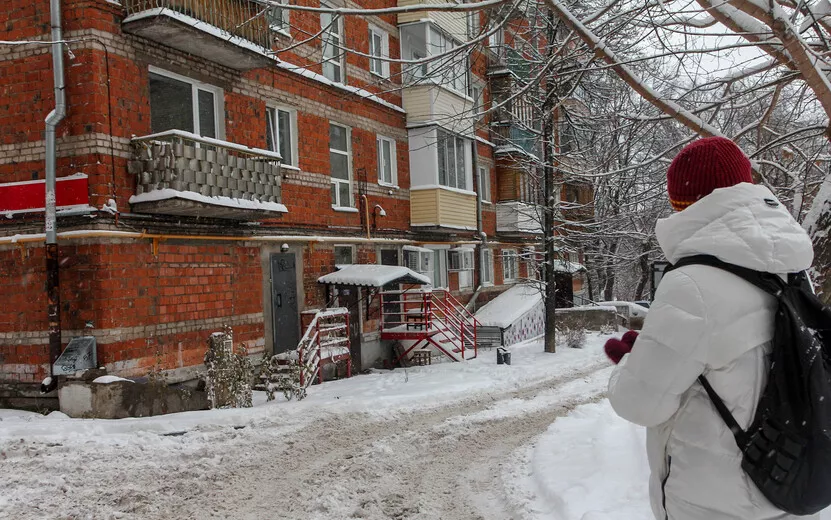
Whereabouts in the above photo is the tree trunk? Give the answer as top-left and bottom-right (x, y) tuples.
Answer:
(634, 241), (651, 300)
(805, 175), (831, 302)
(543, 113), (557, 353)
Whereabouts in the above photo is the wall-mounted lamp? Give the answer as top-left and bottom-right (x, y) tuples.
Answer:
(280, 243), (290, 253)
(372, 204), (386, 231)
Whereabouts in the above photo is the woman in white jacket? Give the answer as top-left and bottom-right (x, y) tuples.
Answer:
(606, 137), (817, 520)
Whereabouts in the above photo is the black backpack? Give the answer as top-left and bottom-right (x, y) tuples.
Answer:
(665, 255), (831, 516)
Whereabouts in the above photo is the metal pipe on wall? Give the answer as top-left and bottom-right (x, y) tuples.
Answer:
(45, 0), (67, 382)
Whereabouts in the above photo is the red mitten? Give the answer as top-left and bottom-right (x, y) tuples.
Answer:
(604, 338), (631, 364)
(621, 330), (639, 347)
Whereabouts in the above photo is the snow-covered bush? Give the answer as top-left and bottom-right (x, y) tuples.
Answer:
(259, 353), (306, 402)
(203, 326), (253, 409)
(558, 326), (587, 349)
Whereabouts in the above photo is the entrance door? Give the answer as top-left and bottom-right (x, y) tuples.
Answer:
(380, 249), (400, 326)
(270, 253), (299, 354)
(335, 285), (362, 372)
(554, 273), (574, 308)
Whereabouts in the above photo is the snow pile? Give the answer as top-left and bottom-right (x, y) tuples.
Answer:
(476, 284), (542, 328)
(505, 400), (652, 519)
(129, 188), (288, 214)
(92, 375), (133, 384)
(318, 264), (430, 286)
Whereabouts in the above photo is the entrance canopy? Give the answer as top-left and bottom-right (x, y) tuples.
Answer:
(318, 264), (430, 287)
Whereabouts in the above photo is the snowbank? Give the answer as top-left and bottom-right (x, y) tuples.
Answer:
(476, 284), (542, 328)
(506, 401), (831, 519)
(0, 334), (614, 442)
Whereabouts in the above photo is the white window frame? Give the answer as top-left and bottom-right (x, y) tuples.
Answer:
(368, 25), (390, 78)
(449, 248), (474, 290)
(427, 25), (468, 95)
(267, 0), (290, 36)
(321, 6), (346, 84)
(376, 135), (398, 187)
(481, 248), (494, 286)
(265, 105), (298, 167)
(467, 4), (481, 38)
(502, 249), (518, 283)
(148, 66), (224, 140)
(330, 122), (353, 209)
(478, 165), (491, 203)
(470, 82), (485, 123)
(334, 244), (355, 265)
(436, 128), (470, 191)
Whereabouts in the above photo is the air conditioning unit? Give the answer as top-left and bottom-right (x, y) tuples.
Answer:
(448, 247), (474, 271)
(404, 246), (433, 275)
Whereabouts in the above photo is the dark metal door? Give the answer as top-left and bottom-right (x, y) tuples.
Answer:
(380, 249), (400, 326)
(270, 253), (299, 354)
(336, 285), (362, 372)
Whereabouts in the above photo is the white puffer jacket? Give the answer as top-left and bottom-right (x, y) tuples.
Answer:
(608, 183), (817, 520)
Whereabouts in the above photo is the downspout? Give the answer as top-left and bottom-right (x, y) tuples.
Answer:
(467, 139), (485, 312)
(44, 0), (66, 386)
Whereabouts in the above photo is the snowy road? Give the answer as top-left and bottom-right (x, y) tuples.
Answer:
(0, 335), (614, 519)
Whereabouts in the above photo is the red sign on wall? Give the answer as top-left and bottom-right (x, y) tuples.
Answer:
(0, 174), (89, 213)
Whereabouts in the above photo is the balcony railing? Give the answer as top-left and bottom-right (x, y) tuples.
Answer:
(129, 130), (285, 219)
(492, 122), (538, 157)
(123, 0), (273, 70)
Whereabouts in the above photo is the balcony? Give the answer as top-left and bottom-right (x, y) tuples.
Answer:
(492, 122), (538, 157)
(123, 0), (273, 70)
(496, 201), (542, 234)
(410, 186), (477, 230)
(128, 130), (286, 220)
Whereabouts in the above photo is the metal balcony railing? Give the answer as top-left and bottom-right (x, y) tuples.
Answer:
(124, 0), (272, 51)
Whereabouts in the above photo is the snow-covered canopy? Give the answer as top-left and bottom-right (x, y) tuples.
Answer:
(476, 284), (543, 328)
(318, 264), (430, 287)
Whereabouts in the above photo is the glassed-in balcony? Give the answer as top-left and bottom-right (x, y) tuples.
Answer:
(123, 0), (273, 70)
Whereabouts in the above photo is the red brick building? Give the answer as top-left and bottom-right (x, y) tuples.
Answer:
(0, 0), (578, 390)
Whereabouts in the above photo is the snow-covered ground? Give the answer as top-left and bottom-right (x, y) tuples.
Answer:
(3, 332), (826, 519)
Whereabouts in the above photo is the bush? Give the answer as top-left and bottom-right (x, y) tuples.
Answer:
(203, 326), (253, 409)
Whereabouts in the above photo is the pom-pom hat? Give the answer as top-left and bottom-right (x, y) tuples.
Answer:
(667, 136), (753, 211)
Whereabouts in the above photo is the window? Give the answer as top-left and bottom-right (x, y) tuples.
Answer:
(334, 245), (354, 265)
(502, 249), (518, 282)
(329, 123), (352, 208)
(267, 0), (290, 35)
(429, 248), (448, 288)
(321, 7), (345, 83)
(266, 106), (296, 167)
(437, 129), (469, 190)
(400, 23), (467, 93)
(368, 26), (389, 78)
(149, 68), (222, 138)
(471, 83), (485, 123)
(449, 248), (474, 290)
(467, 6), (480, 38)
(376, 136), (397, 186)
(428, 26), (468, 93)
(481, 248), (493, 286)
(478, 166), (490, 202)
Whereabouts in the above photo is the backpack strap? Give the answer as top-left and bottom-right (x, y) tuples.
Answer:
(698, 374), (749, 447)
(665, 254), (786, 296)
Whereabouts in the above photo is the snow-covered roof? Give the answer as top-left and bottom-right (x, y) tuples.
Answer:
(476, 284), (543, 328)
(318, 264), (430, 287)
(553, 260), (585, 274)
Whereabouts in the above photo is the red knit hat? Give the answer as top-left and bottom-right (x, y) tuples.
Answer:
(667, 137), (753, 211)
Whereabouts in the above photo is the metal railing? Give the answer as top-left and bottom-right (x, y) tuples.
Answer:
(124, 0), (272, 50)
(131, 130), (282, 203)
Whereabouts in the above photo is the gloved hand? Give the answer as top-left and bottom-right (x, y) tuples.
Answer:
(604, 330), (639, 364)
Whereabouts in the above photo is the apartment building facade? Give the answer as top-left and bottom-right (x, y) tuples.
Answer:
(0, 0), (581, 386)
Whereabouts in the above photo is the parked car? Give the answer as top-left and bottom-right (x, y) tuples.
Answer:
(634, 300), (651, 309)
(595, 301), (649, 319)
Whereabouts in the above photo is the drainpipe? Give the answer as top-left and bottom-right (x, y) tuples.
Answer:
(468, 139), (485, 312)
(45, 0), (67, 385)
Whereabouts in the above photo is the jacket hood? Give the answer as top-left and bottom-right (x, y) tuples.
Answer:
(656, 182), (814, 273)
